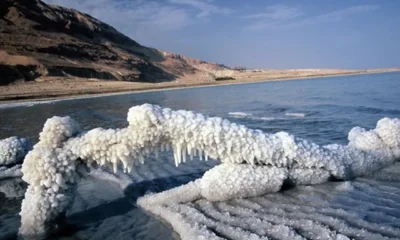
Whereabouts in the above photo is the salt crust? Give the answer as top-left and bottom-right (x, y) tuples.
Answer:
(14, 104), (400, 236)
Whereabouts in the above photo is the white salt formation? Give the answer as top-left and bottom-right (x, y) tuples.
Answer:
(18, 104), (400, 237)
(139, 174), (400, 240)
(0, 178), (26, 198)
(19, 116), (82, 236)
(0, 137), (30, 166)
(0, 165), (23, 179)
(200, 164), (287, 201)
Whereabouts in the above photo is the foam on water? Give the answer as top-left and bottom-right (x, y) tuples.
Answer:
(228, 112), (253, 117)
(228, 111), (275, 121)
(228, 112), (291, 121)
(258, 117), (276, 121)
(285, 112), (306, 117)
(248, 116), (278, 121)
(0, 99), (62, 109)
(0, 91), (124, 110)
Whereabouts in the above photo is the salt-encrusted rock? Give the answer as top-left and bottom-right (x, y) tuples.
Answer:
(200, 164), (287, 201)
(0, 137), (30, 166)
(0, 165), (23, 179)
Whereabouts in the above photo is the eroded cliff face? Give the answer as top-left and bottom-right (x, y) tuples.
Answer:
(0, 0), (232, 85)
(0, 51), (47, 85)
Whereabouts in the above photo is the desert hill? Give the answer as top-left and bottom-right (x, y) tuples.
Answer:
(0, 0), (233, 85)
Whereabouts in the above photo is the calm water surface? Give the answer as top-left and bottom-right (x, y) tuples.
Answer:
(0, 72), (399, 239)
(1, 72), (399, 145)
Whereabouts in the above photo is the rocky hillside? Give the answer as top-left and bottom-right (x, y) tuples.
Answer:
(0, 0), (233, 85)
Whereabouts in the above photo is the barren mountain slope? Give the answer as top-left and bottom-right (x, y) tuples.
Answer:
(0, 0), (233, 85)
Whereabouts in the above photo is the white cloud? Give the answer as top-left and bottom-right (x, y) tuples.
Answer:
(44, 0), (191, 31)
(244, 4), (302, 21)
(313, 5), (380, 23)
(43, 0), (234, 45)
(42, 0), (198, 47)
(168, 0), (233, 18)
(246, 4), (380, 31)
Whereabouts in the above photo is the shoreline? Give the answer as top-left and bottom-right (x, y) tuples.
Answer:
(1, 69), (399, 105)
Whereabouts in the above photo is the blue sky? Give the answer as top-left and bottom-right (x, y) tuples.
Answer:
(43, 0), (400, 69)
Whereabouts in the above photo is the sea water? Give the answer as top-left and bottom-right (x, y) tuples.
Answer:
(1, 72), (400, 239)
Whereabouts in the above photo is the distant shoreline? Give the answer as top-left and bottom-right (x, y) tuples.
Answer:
(0, 69), (399, 105)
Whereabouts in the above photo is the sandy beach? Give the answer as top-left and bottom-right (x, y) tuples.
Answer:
(1, 68), (399, 103)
